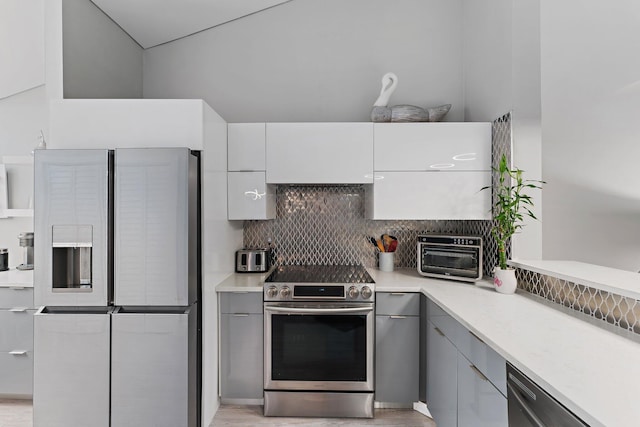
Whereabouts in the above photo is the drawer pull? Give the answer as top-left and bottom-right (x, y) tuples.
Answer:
(9, 307), (28, 312)
(9, 350), (27, 356)
(469, 330), (485, 344)
(390, 293), (406, 296)
(232, 291), (250, 294)
(9, 286), (27, 290)
(389, 315), (407, 319)
(470, 364), (489, 382)
(232, 314), (250, 317)
(433, 327), (445, 337)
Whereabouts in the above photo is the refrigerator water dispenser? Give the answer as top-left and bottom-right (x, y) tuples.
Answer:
(52, 225), (93, 291)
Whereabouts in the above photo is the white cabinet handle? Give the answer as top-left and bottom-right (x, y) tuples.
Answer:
(390, 293), (406, 296)
(232, 314), (249, 317)
(9, 307), (28, 312)
(9, 350), (27, 356)
(389, 315), (407, 319)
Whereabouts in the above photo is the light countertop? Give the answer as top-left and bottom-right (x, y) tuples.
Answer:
(216, 267), (640, 427)
(0, 269), (33, 287)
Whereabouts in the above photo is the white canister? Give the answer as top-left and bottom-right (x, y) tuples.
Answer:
(378, 252), (394, 272)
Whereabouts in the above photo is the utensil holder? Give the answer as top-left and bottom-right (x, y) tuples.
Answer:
(378, 252), (394, 272)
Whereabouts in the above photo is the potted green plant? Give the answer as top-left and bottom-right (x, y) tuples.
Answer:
(484, 154), (544, 294)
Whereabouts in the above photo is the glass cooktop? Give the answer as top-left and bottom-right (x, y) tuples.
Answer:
(265, 265), (374, 285)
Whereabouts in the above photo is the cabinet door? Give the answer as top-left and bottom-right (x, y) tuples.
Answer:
(266, 123), (373, 184)
(0, 309), (34, 352)
(220, 313), (264, 400)
(374, 123), (491, 171)
(228, 123), (266, 171)
(0, 351), (33, 396)
(426, 320), (458, 427)
(457, 353), (508, 427)
(366, 171), (491, 220)
(375, 315), (419, 403)
(227, 172), (275, 220)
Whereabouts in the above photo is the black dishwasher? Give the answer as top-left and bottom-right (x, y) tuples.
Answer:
(507, 363), (588, 427)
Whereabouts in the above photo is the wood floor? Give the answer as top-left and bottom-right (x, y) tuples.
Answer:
(210, 405), (436, 427)
(0, 399), (32, 427)
(0, 401), (436, 427)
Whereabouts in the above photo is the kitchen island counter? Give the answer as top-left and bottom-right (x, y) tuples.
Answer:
(216, 267), (640, 427)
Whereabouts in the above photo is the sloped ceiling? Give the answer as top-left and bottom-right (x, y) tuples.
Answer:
(90, 0), (291, 48)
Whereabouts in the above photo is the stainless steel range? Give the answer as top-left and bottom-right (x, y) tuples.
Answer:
(263, 265), (375, 418)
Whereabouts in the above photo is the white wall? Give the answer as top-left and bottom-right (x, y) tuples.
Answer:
(462, 0), (542, 261)
(540, 0), (640, 271)
(62, 0), (143, 98)
(142, 0), (464, 123)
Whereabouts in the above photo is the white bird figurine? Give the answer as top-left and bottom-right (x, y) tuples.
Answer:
(371, 72), (451, 123)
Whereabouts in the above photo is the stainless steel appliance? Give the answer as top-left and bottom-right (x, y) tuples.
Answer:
(263, 265), (375, 418)
(33, 148), (200, 427)
(16, 232), (34, 270)
(507, 363), (587, 427)
(236, 248), (270, 273)
(417, 235), (482, 282)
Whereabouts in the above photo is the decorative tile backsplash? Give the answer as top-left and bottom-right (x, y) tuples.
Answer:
(516, 268), (640, 335)
(243, 184), (480, 269)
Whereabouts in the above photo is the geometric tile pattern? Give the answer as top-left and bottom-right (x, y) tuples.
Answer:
(244, 185), (480, 269)
(516, 268), (640, 335)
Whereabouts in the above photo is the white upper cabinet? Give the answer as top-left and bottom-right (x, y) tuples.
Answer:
(365, 171), (491, 220)
(367, 122), (492, 220)
(374, 123), (491, 171)
(265, 123), (374, 184)
(228, 123), (266, 171)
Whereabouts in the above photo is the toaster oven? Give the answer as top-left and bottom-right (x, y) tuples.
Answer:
(235, 249), (270, 273)
(417, 235), (482, 282)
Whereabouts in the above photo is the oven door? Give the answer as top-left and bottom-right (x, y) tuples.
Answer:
(419, 244), (481, 280)
(264, 302), (374, 392)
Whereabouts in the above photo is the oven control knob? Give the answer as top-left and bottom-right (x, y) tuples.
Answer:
(280, 286), (291, 299)
(348, 286), (359, 299)
(266, 286), (278, 299)
(360, 286), (373, 300)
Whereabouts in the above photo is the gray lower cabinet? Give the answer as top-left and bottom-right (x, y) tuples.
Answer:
(426, 319), (458, 427)
(457, 353), (508, 427)
(0, 287), (34, 397)
(219, 292), (263, 401)
(375, 292), (419, 404)
(426, 298), (507, 427)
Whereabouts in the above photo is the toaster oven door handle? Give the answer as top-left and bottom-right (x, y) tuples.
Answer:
(264, 306), (374, 315)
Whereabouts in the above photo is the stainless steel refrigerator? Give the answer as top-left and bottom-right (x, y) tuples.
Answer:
(33, 148), (200, 427)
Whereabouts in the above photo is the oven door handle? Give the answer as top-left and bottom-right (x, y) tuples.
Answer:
(264, 305), (374, 315)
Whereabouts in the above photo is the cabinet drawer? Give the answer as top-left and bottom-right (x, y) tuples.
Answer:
(0, 309), (34, 351)
(0, 351), (33, 396)
(220, 292), (263, 314)
(0, 287), (33, 309)
(457, 352), (507, 427)
(374, 122), (491, 171)
(456, 327), (507, 396)
(376, 292), (419, 316)
(427, 298), (449, 319)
